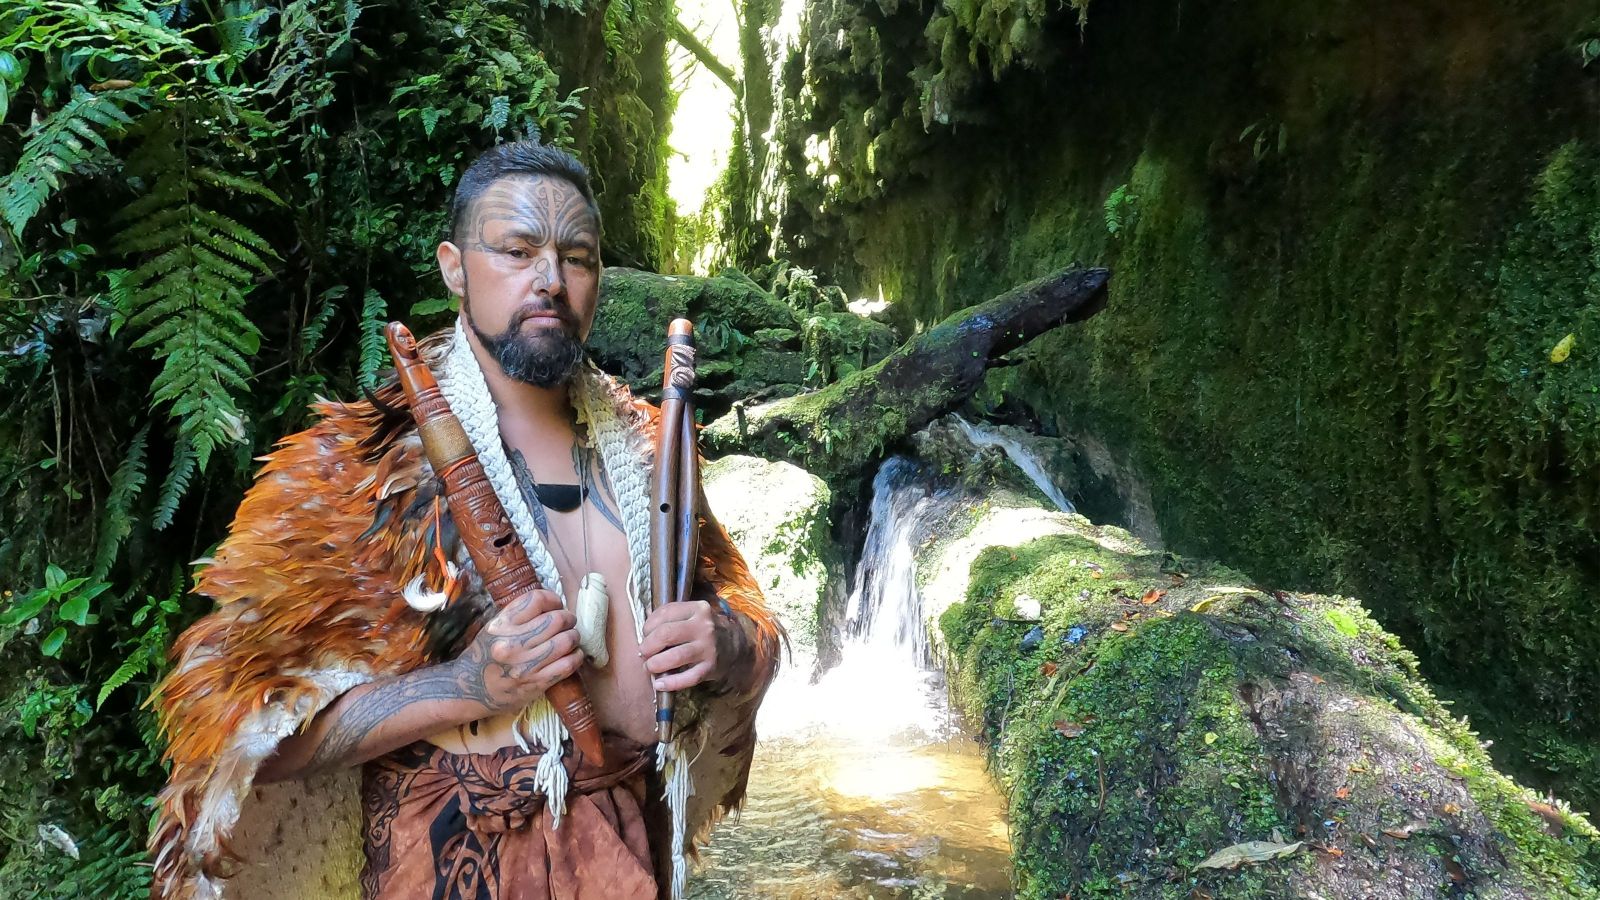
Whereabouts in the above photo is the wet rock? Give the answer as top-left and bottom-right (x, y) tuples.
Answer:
(702, 454), (842, 656)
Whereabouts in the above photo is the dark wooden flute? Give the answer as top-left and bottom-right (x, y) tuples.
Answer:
(386, 322), (605, 764)
(651, 319), (699, 743)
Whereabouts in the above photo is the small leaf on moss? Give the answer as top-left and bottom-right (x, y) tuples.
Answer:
(1141, 588), (1165, 604)
(1204, 732), (1218, 745)
(1550, 333), (1575, 363)
(1194, 840), (1303, 870)
(1324, 608), (1360, 637)
(40, 626), (67, 657)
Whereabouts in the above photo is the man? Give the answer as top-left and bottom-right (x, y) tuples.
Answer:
(149, 142), (782, 900)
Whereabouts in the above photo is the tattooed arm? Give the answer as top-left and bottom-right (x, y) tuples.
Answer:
(256, 590), (583, 783)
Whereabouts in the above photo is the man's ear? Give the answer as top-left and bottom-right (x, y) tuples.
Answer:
(436, 241), (465, 297)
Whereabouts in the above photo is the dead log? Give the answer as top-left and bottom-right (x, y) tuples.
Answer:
(703, 266), (1110, 479)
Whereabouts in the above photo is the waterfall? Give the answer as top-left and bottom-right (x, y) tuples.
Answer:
(843, 457), (949, 665)
(695, 454), (1014, 897)
(952, 415), (1076, 513)
(760, 456), (958, 741)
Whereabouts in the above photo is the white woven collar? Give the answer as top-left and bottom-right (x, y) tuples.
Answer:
(435, 319), (654, 628)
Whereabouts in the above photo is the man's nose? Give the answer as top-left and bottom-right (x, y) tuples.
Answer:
(533, 247), (566, 299)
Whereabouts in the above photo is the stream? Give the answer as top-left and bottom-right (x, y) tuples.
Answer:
(688, 454), (1032, 899)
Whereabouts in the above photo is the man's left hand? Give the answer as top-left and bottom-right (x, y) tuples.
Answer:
(639, 601), (741, 692)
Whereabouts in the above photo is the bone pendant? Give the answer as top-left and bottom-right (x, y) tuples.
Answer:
(576, 572), (610, 668)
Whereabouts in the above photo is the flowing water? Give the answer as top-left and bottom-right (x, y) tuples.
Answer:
(688, 458), (1014, 899)
(952, 416), (1075, 514)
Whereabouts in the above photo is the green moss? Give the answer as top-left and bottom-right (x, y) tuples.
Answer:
(944, 537), (1298, 897)
(588, 267), (801, 401)
(939, 532), (1600, 896)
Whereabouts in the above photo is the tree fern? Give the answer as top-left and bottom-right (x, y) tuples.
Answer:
(151, 437), (196, 531)
(91, 424), (148, 578)
(112, 118), (281, 471)
(0, 88), (137, 236)
(358, 287), (387, 389)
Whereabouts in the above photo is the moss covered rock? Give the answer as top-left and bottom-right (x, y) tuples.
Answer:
(922, 494), (1600, 898)
(589, 267), (895, 417)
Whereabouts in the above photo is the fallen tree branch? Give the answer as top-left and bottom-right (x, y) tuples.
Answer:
(704, 266), (1110, 479)
(668, 18), (740, 95)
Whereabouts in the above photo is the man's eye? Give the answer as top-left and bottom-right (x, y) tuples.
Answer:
(565, 255), (592, 267)
(506, 248), (529, 259)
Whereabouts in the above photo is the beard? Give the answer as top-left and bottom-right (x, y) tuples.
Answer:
(465, 296), (586, 389)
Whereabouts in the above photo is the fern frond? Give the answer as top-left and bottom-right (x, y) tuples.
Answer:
(111, 112), (278, 471)
(358, 288), (387, 390)
(298, 285), (343, 362)
(0, 88), (137, 236)
(194, 166), (286, 206)
(151, 438), (196, 531)
(91, 424), (149, 578)
(97, 644), (150, 709)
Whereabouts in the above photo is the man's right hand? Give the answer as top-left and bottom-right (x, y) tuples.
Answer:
(451, 589), (585, 716)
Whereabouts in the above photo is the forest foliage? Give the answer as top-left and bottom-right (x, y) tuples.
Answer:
(0, 0), (672, 893)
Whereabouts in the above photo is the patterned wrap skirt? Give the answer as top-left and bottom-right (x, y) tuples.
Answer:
(359, 735), (659, 900)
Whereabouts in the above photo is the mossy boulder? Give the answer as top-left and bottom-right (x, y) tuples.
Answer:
(920, 493), (1600, 898)
(589, 267), (896, 417)
(702, 454), (841, 657)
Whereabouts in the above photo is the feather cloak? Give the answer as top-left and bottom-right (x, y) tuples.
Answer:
(149, 332), (783, 900)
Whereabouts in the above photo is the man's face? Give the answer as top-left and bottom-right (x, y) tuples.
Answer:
(437, 174), (602, 387)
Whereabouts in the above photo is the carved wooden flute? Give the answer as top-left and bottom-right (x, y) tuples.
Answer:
(386, 322), (605, 765)
(651, 319), (700, 742)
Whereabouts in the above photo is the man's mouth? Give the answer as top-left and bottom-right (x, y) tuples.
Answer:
(515, 308), (570, 329)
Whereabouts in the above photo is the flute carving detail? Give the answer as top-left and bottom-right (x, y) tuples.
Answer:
(651, 319), (699, 742)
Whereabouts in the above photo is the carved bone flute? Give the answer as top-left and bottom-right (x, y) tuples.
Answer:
(651, 319), (700, 743)
(386, 322), (605, 765)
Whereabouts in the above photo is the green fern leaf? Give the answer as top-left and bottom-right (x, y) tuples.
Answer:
(359, 288), (387, 390)
(152, 438), (196, 530)
(92, 424), (150, 578)
(0, 88), (137, 235)
(485, 95), (511, 131)
(97, 645), (151, 709)
(113, 121), (275, 470)
(298, 285), (344, 361)
(194, 166), (286, 206)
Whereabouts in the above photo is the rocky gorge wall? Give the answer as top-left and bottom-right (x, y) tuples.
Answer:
(742, 0), (1600, 806)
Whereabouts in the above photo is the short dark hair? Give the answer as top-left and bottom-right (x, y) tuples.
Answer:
(449, 141), (600, 242)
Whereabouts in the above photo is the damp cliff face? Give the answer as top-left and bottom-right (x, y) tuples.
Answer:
(742, 0), (1600, 805)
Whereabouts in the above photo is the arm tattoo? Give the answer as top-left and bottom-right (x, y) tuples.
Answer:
(302, 661), (486, 772)
(301, 613), (555, 772)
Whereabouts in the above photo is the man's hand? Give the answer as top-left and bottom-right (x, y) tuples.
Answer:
(452, 588), (585, 715)
(257, 589), (582, 783)
(639, 600), (746, 692)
